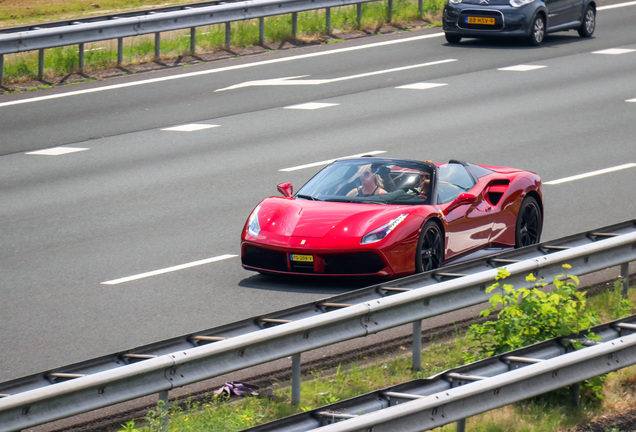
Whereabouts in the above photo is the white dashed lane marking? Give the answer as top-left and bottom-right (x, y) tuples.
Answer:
(397, 83), (448, 90)
(545, 163), (636, 185)
(284, 102), (340, 110)
(498, 65), (547, 72)
(102, 254), (238, 285)
(26, 147), (89, 156)
(161, 124), (220, 131)
(280, 151), (386, 172)
(592, 48), (636, 55)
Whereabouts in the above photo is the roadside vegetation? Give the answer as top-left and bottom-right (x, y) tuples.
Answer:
(117, 267), (636, 432)
(0, 0), (444, 88)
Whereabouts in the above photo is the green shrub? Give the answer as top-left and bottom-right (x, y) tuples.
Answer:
(465, 265), (602, 362)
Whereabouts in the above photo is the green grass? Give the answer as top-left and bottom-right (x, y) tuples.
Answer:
(0, 0), (445, 86)
(117, 280), (636, 432)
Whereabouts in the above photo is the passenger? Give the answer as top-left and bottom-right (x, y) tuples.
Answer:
(347, 165), (387, 197)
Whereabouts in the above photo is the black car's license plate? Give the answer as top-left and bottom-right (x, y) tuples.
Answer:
(466, 16), (495, 25)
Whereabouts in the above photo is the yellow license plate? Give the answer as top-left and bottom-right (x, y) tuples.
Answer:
(290, 254), (314, 262)
(466, 16), (495, 25)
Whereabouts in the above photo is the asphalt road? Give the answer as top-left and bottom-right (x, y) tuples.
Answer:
(1, 0), (635, 382)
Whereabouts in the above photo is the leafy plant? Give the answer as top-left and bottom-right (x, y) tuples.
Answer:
(465, 265), (601, 362)
(464, 265), (623, 404)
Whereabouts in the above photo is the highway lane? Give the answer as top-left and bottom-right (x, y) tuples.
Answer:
(1, 0), (635, 154)
(1, 1), (635, 382)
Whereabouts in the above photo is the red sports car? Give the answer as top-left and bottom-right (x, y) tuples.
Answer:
(241, 157), (542, 278)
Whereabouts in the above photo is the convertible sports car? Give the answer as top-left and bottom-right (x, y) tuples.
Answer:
(241, 157), (543, 278)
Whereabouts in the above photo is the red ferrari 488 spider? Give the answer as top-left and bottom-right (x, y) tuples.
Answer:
(241, 157), (542, 278)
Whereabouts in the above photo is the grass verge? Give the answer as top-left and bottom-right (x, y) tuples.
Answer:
(0, 0), (445, 88)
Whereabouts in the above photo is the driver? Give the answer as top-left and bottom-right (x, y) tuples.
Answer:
(407, 171), (431, 199)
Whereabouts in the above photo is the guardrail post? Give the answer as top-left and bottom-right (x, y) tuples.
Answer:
(292, 353), (301, 404)
(292, 12), (298, 38)
(38, 49), (44, 80)
(622, 262), (630, 298)
(154, 32), (161, 60)
(326, 8), (331, 34)
(259, 18), (265, 45)
(418, 0), (423, 17)
(571, 382), (580, 407)
(158, 390), (170, 430)
(456, 418), (466, 432)
(79, 43), (85, 73)
(190, 27), (196, 54)
(0, 54), (4, 85)
(412, 320), (422, 371)
(225, 22), (231, 48)
(117, 37), (124, 66)
(356, 4), (362, 29)
(388, 0), (393, 23)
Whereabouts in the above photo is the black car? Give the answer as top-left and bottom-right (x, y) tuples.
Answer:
(442, 0), (596, 46)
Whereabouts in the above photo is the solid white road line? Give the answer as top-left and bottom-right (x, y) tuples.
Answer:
(545, 163), (636, 185)
(279, 151), (386, 172)
(101, 254), (237, 285)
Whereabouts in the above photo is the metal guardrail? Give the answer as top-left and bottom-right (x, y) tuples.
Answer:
(0, 220), (634, 431)
(243, 314), (636, 431)
(0, 0), (379, 55)
(0, 0), (406, 83)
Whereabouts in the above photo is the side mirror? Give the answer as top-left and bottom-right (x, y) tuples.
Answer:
(443, 193), (477, 215)
(277, 182), (293, 198)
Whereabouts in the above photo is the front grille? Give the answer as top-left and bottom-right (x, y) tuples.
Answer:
(458, 9), (504, 30)
(324, 253), (385, 275)
(242, 246), (288, 272)
(244, 247), (386, 276)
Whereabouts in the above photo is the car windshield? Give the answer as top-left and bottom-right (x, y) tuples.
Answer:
(295, 158), (435, 205)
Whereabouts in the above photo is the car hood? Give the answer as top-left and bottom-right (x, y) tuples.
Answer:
(256, 197), (412, 239)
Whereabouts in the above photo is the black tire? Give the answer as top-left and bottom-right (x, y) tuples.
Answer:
(528, 14), (546, 46)
(445, 33), (462, 44)
(515, 196), (543, 247)
(415, 221), (444, 273)
(578, 5), (596, 38)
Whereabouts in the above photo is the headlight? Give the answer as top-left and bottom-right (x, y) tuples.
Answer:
(509, 0), (534, 7)
(247, 205), (261, 237)
(449, 0), (462, 4)
(361, 214), (408, 244)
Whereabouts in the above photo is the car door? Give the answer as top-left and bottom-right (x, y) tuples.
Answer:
(436, 162), (494, 259)
(545, 0), (577, 28)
